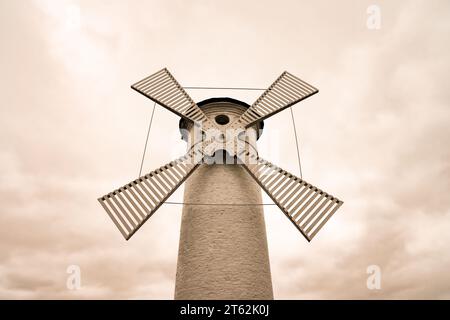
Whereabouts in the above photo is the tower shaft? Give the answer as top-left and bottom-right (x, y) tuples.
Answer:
(175, 163), (273, 299)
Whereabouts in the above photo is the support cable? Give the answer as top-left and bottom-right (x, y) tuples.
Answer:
(183, 86), (265, 91)
(164, 201), (276, 206)
(289, 107), (303, 179)
(138, 102), (156, 177)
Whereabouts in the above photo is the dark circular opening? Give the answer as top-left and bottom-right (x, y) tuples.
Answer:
(215, 114), (230, 125)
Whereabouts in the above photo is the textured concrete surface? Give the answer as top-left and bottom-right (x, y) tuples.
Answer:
(174, 101), (273, 300)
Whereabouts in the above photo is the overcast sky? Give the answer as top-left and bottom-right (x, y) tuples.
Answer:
(1, 0), (449, 299)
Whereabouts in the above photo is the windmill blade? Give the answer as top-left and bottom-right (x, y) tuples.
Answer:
(98, 152), (202, 240)
(241, 153), (343, 241)
(232, 71), (318, 129)
(131, 68), (216, 131)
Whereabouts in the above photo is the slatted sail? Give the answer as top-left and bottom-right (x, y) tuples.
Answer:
(131, 68), (211, 126)
(98, 153), (201, 240)
(236, 71), (318, 128)
(242, 155), (343, 241)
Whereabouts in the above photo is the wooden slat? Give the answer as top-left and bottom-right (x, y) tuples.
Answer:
(294, 191), (322, 223)
(308, 201), (343, 239)
(230, 71), (319, 129)
(279, 180), (303, 207)
(284, 183), (308, 210)
(99, 199), (128, 239)
(105, 197), (132, 233)
(134, 68), (165, 88)
(110, 193), (138, 228)
(131, 68), (217, 129)
(141, 178), (163, 202)
(126, 185), (151, 214)
(98, 152), (202, 240)
(138, 179), (160, 205)
(120, 187), (146, 219)
(272, 175), (295, 198)
(116, 191), (141, 223)
(297, 192), (326, 226)
(133, 181), (155, 211)
(291, 187), (317, 220)
(242, 153), (343, 242)
(300, 195), (330, 229)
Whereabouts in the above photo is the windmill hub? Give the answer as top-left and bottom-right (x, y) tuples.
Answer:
(180, 99), (262, 160)
(201, 126), (248, 157)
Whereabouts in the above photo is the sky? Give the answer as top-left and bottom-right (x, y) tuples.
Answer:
(0, 0), (449, 299)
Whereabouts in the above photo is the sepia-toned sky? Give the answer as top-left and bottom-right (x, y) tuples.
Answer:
(1, 0), (449, 299)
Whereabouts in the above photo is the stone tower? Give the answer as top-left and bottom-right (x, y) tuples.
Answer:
(175, 98), (273, 299)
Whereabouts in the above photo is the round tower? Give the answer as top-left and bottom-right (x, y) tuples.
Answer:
(174, 98), (273, 300)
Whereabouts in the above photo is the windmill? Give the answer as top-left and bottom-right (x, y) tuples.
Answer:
(98, 68), (343, 299)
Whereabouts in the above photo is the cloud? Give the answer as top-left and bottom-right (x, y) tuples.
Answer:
(0, 0), (449, 299)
